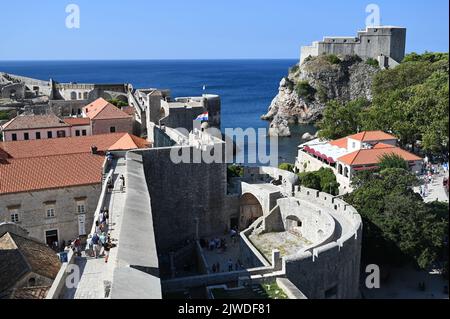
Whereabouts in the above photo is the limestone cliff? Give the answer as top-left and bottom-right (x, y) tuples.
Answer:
(262, 55), (379, 136)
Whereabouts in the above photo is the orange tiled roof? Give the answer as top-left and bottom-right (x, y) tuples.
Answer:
(329, 137), (348, 149)
(337, 146), (422, 166)
(0, 153), (105, 194)
(108, 134), (150, 151)
(83, 98), (132, 120)
(121, 106), (135, 116)
(0, 133), (143, 160)
(0, 133), (150, 194)
(63, 117), (91, 126)
(347, 131), (397, 142)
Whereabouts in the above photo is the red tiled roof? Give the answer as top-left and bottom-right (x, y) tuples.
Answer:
(338, 147), (422, 166)
(347, 131), (397, 142)
(0, 153), (105, 194)
(63, 117), (91, 126)
(83, 98), (131, 120)
(0, 133), (150, 194)
(329, 137), (348, 149)
(0, 133), (140, 160)
(121, 106), (135, 116)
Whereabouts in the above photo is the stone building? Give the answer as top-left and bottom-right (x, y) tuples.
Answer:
(296, 131), (423, 194)
(1, 114), (73, 142)
(300, 26), (407, 68)
(0, 223), (61, 299)
(83, 98), (133, 135)
(0, 133), (150, 246)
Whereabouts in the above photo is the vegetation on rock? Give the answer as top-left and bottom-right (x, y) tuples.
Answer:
(297, 167), (340, 195)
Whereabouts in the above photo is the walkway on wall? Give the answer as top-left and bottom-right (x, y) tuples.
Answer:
(62, 158), (127, 299)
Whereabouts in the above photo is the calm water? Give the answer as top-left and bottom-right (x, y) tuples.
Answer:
(0, 60), (317, 164)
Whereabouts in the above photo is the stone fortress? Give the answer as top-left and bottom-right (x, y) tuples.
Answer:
(1, 71), (362, 299)
(300, 26), (407, 68)
(42, 82), (363, 299)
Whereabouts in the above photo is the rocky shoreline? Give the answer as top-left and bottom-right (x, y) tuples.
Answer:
(262, 55), (379, 136)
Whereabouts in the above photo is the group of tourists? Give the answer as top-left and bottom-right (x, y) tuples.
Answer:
(107, 174), (126, 193)
(86, 207), (114, 263)
(211, 258), (243, 273)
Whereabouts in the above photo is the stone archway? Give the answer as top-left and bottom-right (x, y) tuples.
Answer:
(239, 193), (263, 231)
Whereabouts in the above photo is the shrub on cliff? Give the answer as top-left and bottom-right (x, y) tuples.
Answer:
(295, 81), (316, 101)
(366, 58), (379, 68)
(324, 54), (341, 65)
(227, 164), (243, 178)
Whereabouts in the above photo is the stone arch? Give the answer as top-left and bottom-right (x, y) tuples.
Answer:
(239, 193), (263, 231)
(115, 94), (128, 103)
(70, 91), (77, 100)
(99, 92), (113, 101)
(285, 215), (303, 233)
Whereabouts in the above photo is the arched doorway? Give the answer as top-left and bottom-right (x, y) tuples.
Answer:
(239, 193), (263, 231)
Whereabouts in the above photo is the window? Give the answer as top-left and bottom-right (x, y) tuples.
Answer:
(57, 130), (66, 138)
(12, 133), (17, 141)
(77, 201), (86, 214)
(77, 109), (82, 115)
(36, 132), (41, 140)
(75, 130), (80, 137)
(78, 92), (82, 99)
(367, 39), (371, 43)
(352, 142), (356, 148)
(110, 127), (116, 133)
(46, 205), (56, 218)
(10, 209), (19, 223)
(71, 92), (77, 100)
(47, 131), (53, 139)
(24, 132), (29, 140)
(28, 278), (36, 287)
(82, 130), (87, 136)
(83, 92), (88, 99)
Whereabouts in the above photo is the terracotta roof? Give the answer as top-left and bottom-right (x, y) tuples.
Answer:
(1, 114), (69, 131)
(0, 232), (61, 293)
(338, 146), (422, 166)
(83, 98), (132, 120)
(121, 106), (135, 116)
(347, 131), (397, 142)
(0, 153), (105, 194)
(108, 133), (150, 151)
(0, 133), (150, 194)
(329, 137), (348, 149)
(373, 142), (396, 149)
(0, 133), (142, 160)
(63, 117), (91, 126)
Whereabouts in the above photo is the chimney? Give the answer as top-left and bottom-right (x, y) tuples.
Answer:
(91, 145), (98, 154)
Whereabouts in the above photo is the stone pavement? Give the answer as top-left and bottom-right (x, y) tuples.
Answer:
(63, 158), (128, 299)
(414, 172), (449, 204)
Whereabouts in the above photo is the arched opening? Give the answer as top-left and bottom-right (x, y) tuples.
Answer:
(286, 215), (303, 236)
(28, 277), (36, 287)
(239, 193), (263, 231)
(70, 91), (77, 100)
(338, 164), (343, 175)
(344, 167), (349, 178)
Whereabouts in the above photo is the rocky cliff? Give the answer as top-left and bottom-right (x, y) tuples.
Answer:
(262, 55), (379, 136)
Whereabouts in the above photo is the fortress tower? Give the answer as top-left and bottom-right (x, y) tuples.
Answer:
(300, 26), (407, 69)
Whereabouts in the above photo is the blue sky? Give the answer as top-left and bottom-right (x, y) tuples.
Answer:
(0, 0), (448, 60)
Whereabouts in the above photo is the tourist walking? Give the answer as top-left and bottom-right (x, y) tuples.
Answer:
(92, 233), (100, 258)
(120, 175), (126, 192)
(104, 238), (112, 263)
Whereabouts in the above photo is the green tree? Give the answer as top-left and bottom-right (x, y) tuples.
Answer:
(108, 98), (128, 108)
(317, 98), (370, 140)
(346, 168), (447, 269)
(227, 165), (243, 178)
(378, 153), (409, 171)
(298, 168), (339, 195)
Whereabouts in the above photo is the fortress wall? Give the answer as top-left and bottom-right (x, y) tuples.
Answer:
(280, 186), (362, 298)
(140, 146), (229, 254)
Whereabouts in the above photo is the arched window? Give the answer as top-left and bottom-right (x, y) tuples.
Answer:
(28, 277), (36, 287)
(344, 167), (349, 178)
(70, 91), (77, 100)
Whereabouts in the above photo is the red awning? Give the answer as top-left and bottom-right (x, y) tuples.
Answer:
(303, 145), (311, 152)
(327, 157), (336, 164)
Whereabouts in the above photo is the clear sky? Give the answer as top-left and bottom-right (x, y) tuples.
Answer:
(0, 0), (448, 60)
